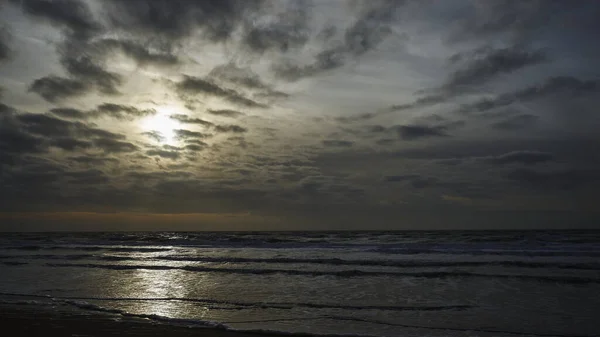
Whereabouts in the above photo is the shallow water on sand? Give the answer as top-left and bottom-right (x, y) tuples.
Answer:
(1, 230), (599, 336)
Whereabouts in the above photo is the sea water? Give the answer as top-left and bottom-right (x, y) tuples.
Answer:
(1, 230), (599, 336)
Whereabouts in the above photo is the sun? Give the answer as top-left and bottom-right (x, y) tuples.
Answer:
(141, 111), (179, 144)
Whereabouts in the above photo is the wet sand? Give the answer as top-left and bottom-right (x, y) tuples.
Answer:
(0, 304), (289, 337)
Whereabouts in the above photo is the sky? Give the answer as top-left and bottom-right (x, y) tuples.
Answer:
(1, 0), (599, 231)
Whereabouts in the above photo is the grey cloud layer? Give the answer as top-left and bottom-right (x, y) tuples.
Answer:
(1, 0), (599, 228)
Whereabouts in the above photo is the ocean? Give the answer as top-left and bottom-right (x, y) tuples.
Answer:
(0, 230), (599, 337)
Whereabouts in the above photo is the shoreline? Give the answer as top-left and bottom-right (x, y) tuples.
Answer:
(0, 303), (292, 337)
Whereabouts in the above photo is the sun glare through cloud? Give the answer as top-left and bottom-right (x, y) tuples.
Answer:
(141, 108), (181, 145)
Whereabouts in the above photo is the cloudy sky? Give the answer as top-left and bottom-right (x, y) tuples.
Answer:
(1, 0), (599, 231)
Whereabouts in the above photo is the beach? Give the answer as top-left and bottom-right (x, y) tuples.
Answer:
(0, 303), (281, 337)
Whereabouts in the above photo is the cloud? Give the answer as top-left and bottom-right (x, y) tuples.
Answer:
(1, 110), (137, 158)
(208, 63), (289, 100)
(93, 103), (156, 120)
(382, 174), (436, 189)
(93, 138), (138, 153)
(60, 56), (123, 95)
(0, 27), (11, 62)
(69, 155), (119, 166)
(49, 137), (92, 151)
(65, 169), (109, 184)
(16, 113), (89, 138)
(104, 0), (262, 43)
(322, 140), (354, 147)
(242, 3), (309, 53)
(447, 1), (573, 43)
(491, 114), (538, 130)
(209, 64), (281, 93)
(273, 1), (403, 81)
(485, 151), (554, 165)
(206, 109), (245, 118)
(383, 174), (419, 182)
(214, 125), (247, 133)
(443, 46), (547, 92)
(457, 76), (600, 115)
(141, 131), (165, 142)
(170, 114), (213, 126)
(95, 38), (180, 66)
(28, 76), (89, 102)
(174, 129), (211, 140)
(146, 149), (180, 160)
(0, 119), (45, 155)
(396, 125), (447, 140)
(49, 108), (89, 119)
(0, 102), (15, 116)
(340, 94), (449, 122)
(183, 139), (208, 146)
(12, 0), (101, 39)
(184, 144), (205, 152)
(175, 75), (267, 108)
(507, 168), (600, 190)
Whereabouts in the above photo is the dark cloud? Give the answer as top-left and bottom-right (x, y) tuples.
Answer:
(146, 149), (180, 160)
(383, 174), (419, 182)
(93, 138), (138, 153)
(49, 108), (88, 120)
(104, 0), (262, 43)
(457, 76), (600, 115)
(1, 110), (135, 159)
(209, 64), (271, 91)
(28, 76), (89, 102)
(367, 125), (387, 133)
(184, 139), (208, 146)
(12, 1), (131, 98)
(448, 1), (576, 44)
(339, 93), (450, 123)
(141, 131), (165, 142)
(175, 76), (267, 108)
(322, 140), (354, 147)
(396, 125), (448, 140)
(49, 137), (92, 151)
(485, 151), (554, 165)
(391, 94), (447, 112)
(491, 114), (538, 130)
(81, 127), (126, 141)
(0, 102), (15, 116)
(14, 113), (129, 146)
(343, 1), (398, 56)
(443, 46), (547, 92)
(214, 125), (247, 133)
(208, 64), (289, 100)
(174, 129), (211, 140)
(273, 48), (346, 81)
(95, 38), (180, 66)
(170, 114), (213, 126)
(65, 169), (109, 185)
(383, 174), (436, 189)
(60, 56), (123, 95)
(507, 168), (600, 190)
(16, 113), (89, 138)
(0, 119), (45, 155)
(12, 0), (101, 39)
(0, 27), (11, 62)
(93, 103), (156, 120)
(69, 155), (119, 166)
(206, 109), (245, 118)
(184, 144), (204, 152)
(242, 3), (309, 53)
(273, 1), (403, 81)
